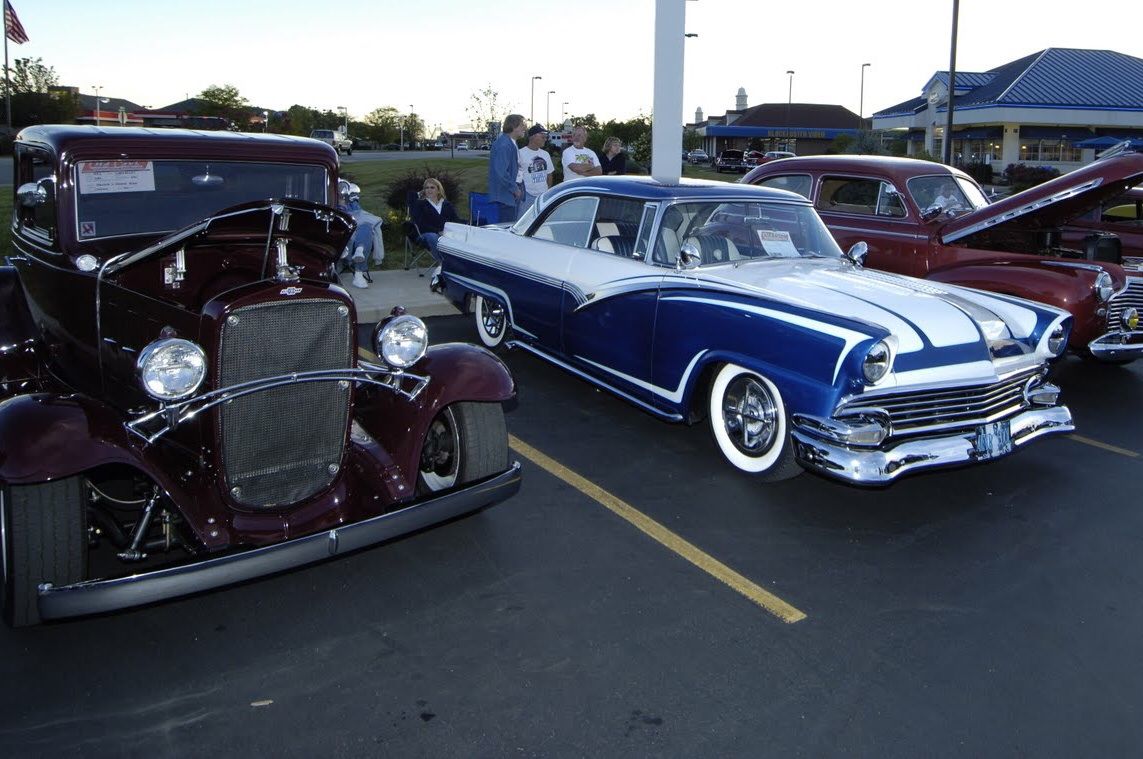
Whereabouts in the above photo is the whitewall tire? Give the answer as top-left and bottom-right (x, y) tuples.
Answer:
(708, 363), (801, 481)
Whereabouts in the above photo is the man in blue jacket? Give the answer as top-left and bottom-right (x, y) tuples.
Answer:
(488, 114), (526, 223)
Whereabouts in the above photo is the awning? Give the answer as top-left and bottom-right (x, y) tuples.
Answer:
(1019, 126), (1091, 141)
(951, 126), (1002, 140)
(1074, 136), (1124, 149)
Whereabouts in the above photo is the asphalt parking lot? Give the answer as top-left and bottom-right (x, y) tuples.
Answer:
(2, 313), (1140, 758)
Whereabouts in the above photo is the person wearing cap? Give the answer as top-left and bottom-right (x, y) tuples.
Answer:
(518, 124), (555, 214)
(561, 125), (603, 183)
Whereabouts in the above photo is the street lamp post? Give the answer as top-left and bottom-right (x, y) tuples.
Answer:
(263, 110), (269, 133)
(562, 101), (568, 125)
(859, 63), (871, 131)
(93, 85), (103, 127)
(785, 70), (795, 151)
(409, 104), (415, 149)
(530, 75), (542, 125)
(337, 105), (348, 134)
(546, 90), (555, 129)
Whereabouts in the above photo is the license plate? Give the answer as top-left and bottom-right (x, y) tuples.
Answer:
(973, 420), (1013, 460)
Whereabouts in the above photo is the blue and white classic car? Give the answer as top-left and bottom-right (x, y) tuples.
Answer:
(437, 177), (1075, 484)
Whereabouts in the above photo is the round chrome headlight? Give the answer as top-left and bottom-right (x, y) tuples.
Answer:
(1047, 324), (1067, 355)
(1094, 270), (1114, 302)
(1122, 307), (1139, 332)
(862, 340), (892, 384)
(137, 338), (207, 401)
(375, 314), (428, 368)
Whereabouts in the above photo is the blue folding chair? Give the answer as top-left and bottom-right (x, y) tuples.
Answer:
(468, 191), (500, 226)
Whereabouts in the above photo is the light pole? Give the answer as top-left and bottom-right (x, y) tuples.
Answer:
(409, 104), (415, 149)
(337, 105), (347, 134)
(546, 90), (555, 129)
(858, 63), (871, 131)
(263, 110), (269, 133)
(562, 101), (568, 125)
(785, 70), (795, 151)
(530, 75), (542, 125)
(93, 85), (103, 127)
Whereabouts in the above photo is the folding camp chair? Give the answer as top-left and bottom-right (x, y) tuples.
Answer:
(403, 190), (432, 273)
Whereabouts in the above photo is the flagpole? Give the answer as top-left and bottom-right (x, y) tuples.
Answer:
(4, 20), (10, 131)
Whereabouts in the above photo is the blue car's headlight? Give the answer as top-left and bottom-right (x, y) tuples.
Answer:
(137, 338), (207, 401)
(1047, 325), (1067, 355)
(862, 340), (892, 384)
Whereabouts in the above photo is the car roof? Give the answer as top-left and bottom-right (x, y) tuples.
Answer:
(545, 175), (812, 204)
(16, 124), (337, 163)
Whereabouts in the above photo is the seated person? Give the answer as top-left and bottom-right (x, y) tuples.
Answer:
(338, 189), (385, 289)
(411, 178), (460, 260)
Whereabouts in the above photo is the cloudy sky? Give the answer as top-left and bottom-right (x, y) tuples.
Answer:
(10, 0), (1140, 131)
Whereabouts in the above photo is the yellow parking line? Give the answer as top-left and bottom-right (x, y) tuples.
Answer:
(508, 434), (807, 624)
(1068, 434), (1140, 459)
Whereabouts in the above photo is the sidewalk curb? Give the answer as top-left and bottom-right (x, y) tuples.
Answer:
(338, 269), (458, 323)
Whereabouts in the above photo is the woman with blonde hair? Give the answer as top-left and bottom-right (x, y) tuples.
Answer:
(411, 177), (459, 260)
(600, 136), (627, 176)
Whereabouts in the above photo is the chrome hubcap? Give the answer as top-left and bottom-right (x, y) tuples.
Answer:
(481, 299), (505, 338)
(722, 376), (778, 455)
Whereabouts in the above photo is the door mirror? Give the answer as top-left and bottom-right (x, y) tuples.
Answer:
(677, 240), (701, 270)
(845, 241), (869, 267)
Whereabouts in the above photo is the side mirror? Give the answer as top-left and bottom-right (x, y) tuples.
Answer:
(677, 240), (701, 271)
(845, 241), (869, 267)
(17, 178), (52, 208)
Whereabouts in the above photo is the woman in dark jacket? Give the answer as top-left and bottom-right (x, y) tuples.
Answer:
(411, 177), (460, 260)
(599, 137), (627, 175)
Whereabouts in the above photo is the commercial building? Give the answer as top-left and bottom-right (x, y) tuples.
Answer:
(687, 88), (861, 157)
(872, 48), (1143, 172)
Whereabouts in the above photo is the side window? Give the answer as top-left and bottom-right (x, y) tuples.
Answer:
(875, 184), (907, 218)
(753, 174), (812, 200)
(15, 146), (57, 241)
(817, 177), (894, 217)
(589, 196), (646, 258)
(531, 196), (598, 248)
(632, 203), (657, 259)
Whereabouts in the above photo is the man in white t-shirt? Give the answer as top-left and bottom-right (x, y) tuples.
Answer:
(561, 125), (602, 183)
(518, 124), (555, 213)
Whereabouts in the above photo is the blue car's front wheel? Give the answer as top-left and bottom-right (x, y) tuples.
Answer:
(708, 364), (801, 481)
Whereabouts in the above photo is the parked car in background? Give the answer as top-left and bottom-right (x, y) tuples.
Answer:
(743, 153), (1143, 364)
(714, 149), (749, 174)
(309, 128), (353, 155)
(436, 176), (1073, 485)
(1, 125), (521, 626)
(746, 150), (796, 166)
(687, 149), (709, 165)
(457, 143), (469, 151)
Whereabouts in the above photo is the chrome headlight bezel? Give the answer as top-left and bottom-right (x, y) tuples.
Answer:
(136, 338), (207, 402)
(1094, 270), (1114, 302)
(1046, 324), (1068, 355)
(374, 314), (428, 369)
(1122, 307), (1139, 332)
(862, 339), (893, 385)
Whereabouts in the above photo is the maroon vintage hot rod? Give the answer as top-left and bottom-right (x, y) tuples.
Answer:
(0, 126), (521, 626)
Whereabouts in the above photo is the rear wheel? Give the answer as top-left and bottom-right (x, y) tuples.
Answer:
(2, 477), (87, 627)
(418, 402), (508, 494)
(708, 363), (801, 481)
(474, 295), (509, 349)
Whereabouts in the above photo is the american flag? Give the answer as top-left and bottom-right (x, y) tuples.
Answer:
(5, 1), (28, 45)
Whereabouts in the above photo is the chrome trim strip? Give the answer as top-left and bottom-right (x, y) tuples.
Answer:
(37, 464), (522, 620)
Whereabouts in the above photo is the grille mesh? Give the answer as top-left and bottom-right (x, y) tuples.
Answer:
(838, 368), (1040, 438)
(218, 299), (352, 508)
(1107, 279), (1143, 334)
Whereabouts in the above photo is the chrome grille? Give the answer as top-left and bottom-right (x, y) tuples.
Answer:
(1107, 278), (1143, 333)
(838, 368), (1040, 438)
(217, 298), (353, 508)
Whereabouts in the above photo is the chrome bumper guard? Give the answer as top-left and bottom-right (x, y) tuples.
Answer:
(37, 463), (522, 621)
(1087, 331), (1143, 360)
(791, 406), (1073, 485)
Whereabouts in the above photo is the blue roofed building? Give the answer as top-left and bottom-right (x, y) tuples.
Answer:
(872, 48), (1143, 172)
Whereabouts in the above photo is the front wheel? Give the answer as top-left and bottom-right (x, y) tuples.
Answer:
(418, 402), (509, 494)
(708, 363), (801, 481)
(2, 477), (87, 627)
(474, 294), (510, 349)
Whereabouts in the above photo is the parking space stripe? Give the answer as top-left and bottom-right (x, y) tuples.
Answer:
(1068, 434), (1140, 459)
(508, 435), (808, 624)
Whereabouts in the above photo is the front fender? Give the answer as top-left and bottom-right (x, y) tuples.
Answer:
(358, 342), (515, 485)
(0, 393), (142, 483)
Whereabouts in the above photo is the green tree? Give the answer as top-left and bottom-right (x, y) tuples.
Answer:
(467, 84), (507, 143)
(2, 58), (76, 128)
(198, 84), (249, 125)
(3, 57), (58, 95)
(364, 106), (400, 144)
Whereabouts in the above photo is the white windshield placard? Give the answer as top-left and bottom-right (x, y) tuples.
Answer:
(78, 160), (156, 194)
(757, 229), (799, 257)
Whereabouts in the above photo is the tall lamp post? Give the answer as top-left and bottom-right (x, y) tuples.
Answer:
(337, 105), (348, 134)
(530, 75), (542, 125)
(858, 62), (871, 131)
(546, 90), (555, 129)
(93, 85), (103, 127)
(263, 110), (269, 133)
(785, 70), (795, 151)
(562, 101), (568, 125)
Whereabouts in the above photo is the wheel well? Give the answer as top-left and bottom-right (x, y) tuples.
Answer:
(686, 361), (723, 425)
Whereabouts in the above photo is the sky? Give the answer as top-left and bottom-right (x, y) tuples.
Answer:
(9, 0), (1141, 134)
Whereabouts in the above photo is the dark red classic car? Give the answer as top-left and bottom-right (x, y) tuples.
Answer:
(742, 154), (1143, 364)
(1062, 183), (1143, 267)
(0, 126), (521, 626)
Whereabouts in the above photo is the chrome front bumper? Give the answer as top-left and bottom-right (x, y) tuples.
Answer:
(1087, 331), (1143, 361)
(791, 406), (1073, 485)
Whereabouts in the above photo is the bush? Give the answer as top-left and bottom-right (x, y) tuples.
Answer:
(384, 167), (466, 212)
(1003, 163), (1060, 193)
(959, 162), (993, 185)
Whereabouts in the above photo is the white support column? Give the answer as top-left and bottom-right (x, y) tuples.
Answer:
(651, 0), (686, 184)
